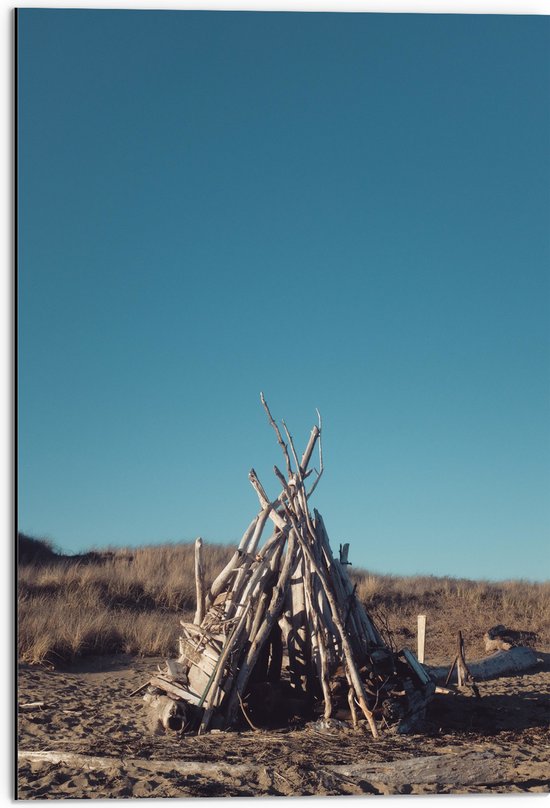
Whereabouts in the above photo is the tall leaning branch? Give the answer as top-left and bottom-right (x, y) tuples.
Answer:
(260, 392), (293, 479)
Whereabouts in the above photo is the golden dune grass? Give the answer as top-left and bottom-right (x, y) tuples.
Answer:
(351, 569), (550, 663)
(18, 535), (550, 666)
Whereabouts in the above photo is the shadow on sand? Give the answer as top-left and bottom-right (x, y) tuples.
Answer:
(427, 652), (550, 734)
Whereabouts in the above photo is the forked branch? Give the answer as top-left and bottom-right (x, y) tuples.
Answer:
(260, 392), (293, 478)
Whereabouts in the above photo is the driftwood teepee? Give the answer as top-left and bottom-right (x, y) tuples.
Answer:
(140, 396), (434, 737)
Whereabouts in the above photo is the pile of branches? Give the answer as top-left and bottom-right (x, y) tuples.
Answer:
(140, 396), (434, 737)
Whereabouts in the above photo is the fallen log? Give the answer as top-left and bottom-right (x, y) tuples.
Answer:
(19, 749), (540, 791)
(428, 646), (539, 683)
(18, 750), (251, 778)
(328, 750), (510, 788)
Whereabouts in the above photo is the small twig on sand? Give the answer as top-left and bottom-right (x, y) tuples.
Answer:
(273, 770), (292, 786)
(237, 691), (260, 732)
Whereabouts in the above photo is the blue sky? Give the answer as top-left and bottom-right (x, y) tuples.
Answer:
(17, 9), (549, 580)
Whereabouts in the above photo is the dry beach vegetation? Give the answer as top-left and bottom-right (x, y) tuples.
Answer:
(17, 534), (550, 798)
(18, 533), (550, 667)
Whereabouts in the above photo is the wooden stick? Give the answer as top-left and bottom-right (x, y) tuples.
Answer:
(223, 532), (297, 727)
(179, 622), (222, 645)
(313, 573), (339, 666)
(128, 682), (150, 698)
(231, 537), (282, 620)
(258, 526), (287, 560)
(248, 453), (377, 734)
(194, 537), (206, 625)
(287, 552), (308, 691)
(224, 554), (256, 619)
(273, 464), (294, 502)
(197, 601), (253, 732)
(456, 631), (474, 688)
(251, 470), (376, 731)
(347, 688), (358, 729)
(305, 413), (323, 497)
(206, 515), (259, 607)
(248, 470), (294, 543)
(244, 540), (286, 638)
(300, 421), (321, 475)
(198, 536), (289, 732)
(282, 503), (378, 737)
(444, 656), (458, 687)
(417, 614), (427, 664)
(222, 530), (280, 622)
(311, 516), (364, 655)
(248, 580), (275, 651)
(281, 446), (319, 554)
(238, 514), (261, 552)
(281, 420), (302, 478)
(237, 691), (260, 732)
(149, 677), (203, 706)
(248, 468), (274, 511)
(303, 565), (333, 718)
(260, 392), (293, 478)
(246, 506), (271, 556)
(456, 632), (465, 687)
(315, 510), (382, 647)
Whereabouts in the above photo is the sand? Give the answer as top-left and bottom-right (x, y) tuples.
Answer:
(17, 653), (550, 799)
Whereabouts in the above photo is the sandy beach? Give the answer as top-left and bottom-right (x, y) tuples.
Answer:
(17, 652), (550, 798)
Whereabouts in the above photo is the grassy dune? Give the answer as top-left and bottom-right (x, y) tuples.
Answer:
(18, 534), (550, 667)
(351, 571), (550, 664)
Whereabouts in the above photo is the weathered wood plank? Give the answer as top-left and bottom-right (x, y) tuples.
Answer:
(149, 677), (202, 706)
(417, 614), (426, 664)
(193, 537), (206, 625)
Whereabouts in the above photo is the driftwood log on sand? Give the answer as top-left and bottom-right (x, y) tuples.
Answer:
(428, 646), (539, 683)
(328, 750), (511, 788)
(139, 395), (434, 737)
(18, 749), (534, 791)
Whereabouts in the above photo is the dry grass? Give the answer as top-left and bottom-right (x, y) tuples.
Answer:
(18, 535), (550, 667)
(352, 570), (550, 663)
(18, 538), (233, 665)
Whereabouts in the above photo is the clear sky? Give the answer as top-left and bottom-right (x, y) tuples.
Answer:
(17, 9), (550, 580)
